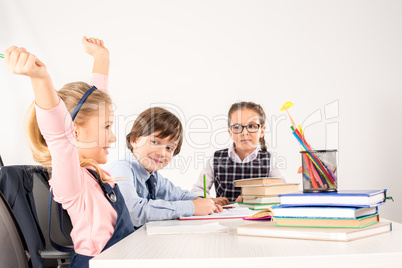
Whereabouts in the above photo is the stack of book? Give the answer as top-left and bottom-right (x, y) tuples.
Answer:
(234, 177), (299, 210)
(236, 189), (392, 241)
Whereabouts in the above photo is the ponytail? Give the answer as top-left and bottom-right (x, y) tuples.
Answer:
(80, 159), (109, 183)
(26, 102), (52, 166)
(259, 136), (267, 151)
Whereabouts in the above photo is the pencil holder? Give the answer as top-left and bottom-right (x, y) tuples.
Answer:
(300, 149), (337, 193)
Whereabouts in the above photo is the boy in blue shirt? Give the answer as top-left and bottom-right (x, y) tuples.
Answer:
(107, 107), (222, 228)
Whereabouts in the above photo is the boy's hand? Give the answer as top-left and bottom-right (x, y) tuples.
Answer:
(214, 203), (223, 213)
(82, 36), (109, 58)
(212, 197), (231, 206)
(5, 46), (47, 78)
(193, 198), (220, 216)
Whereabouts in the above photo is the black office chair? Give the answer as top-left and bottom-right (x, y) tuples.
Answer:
(32, 167), (73, 268)
(0, 165), (73, 268)
(0, 191), (32, 268)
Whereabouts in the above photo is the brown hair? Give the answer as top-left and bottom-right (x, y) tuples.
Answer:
(25, 82), (113, 183)
(228, 101), (267, 151)
(126, 107), (183, 156)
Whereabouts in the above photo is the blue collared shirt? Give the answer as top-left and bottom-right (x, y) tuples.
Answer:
(106, 150), (199, 227)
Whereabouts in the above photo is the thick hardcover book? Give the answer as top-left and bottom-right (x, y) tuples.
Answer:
(241, 183), (300, 196)
(279, 190), (387, 206)
(234, 177), (284, 186)
(274, 214), (379, 228)
(272, 205), (378, 219)
(236, 221), (392, 241)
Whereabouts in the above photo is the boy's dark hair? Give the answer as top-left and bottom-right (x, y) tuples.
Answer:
(126, 107), (183, 156)
(228, 101), (267, 151)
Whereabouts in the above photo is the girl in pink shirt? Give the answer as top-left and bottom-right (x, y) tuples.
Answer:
(5, 37), (134, 268)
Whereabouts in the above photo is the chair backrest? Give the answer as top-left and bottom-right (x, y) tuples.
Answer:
(0, 165), (46, 268)
(0, 191), (31, 268)
(32, 170), (73, 248)
(0, 165), (72, 268)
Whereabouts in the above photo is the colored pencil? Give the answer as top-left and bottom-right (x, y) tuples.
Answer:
(303, 153), (318, 190)
(284, 107), (297, 131)
(203, 174), (207, 198)
(309, 158), (325, 189)
(297, 125), (326, 189)
(292, 132), (335, 188)
(292, 127), (336, 186)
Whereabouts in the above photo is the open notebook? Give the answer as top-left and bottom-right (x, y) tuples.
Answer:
(179, 204), (255, 220)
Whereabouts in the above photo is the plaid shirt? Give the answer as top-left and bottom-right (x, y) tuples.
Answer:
(213, 149), (271, 202)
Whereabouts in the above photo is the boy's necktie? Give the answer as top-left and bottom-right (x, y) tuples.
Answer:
(146, 174), (157, 200)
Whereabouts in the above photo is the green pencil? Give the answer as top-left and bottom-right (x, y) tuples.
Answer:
(203, 174), (206, 198)
(0, 53), (4, 58)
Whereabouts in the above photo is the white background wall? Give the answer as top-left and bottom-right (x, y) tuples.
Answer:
(1, 0), (401, 222)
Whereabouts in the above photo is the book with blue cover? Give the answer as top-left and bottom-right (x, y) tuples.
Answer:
(277, 202), (384, 208)
(279, 189), (386, 206)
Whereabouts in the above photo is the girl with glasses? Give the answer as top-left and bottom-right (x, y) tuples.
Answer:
(191, 101), (285, 205)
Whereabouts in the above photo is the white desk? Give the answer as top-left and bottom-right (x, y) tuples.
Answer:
(90, 219), (402, 268)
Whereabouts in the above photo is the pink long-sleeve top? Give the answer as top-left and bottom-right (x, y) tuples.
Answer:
(35, 73), (117, 256)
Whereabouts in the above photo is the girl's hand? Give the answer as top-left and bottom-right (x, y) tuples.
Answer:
(6, 46), (57, 109)
(82, 36), (109, 58)
(212, 197), (231, 206)
(5, 46), (47, 78)
(82, 36), (110, 75)
(234, 195), (243, 203)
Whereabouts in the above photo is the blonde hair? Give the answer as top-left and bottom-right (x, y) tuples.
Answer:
(25, 82), (113, 183)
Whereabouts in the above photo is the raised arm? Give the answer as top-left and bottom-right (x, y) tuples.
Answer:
(82, 36), (110, 76)
(82, 36), (110, 92)
(5, 46), (58, 110)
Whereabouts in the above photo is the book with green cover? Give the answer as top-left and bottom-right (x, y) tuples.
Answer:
(236, 221), (392, 241)
(238, 202), (279, 210)
(274, 214), (379, 228)
(241, 195), (281, 204)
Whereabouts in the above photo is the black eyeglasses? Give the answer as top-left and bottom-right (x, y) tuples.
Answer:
(230, 124), (261, 134)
